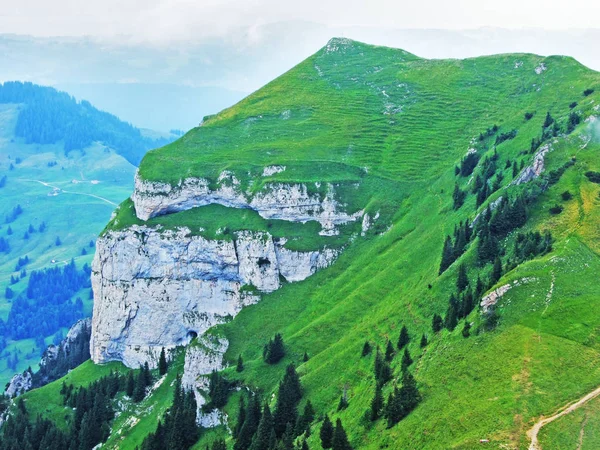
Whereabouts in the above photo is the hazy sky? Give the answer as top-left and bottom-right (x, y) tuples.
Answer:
(3, 0), (599, 41)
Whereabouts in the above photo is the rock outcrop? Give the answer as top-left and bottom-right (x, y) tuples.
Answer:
(182, 336), (229, 427)
(513, 144), (551, 185)
(5, 370), (32, 398)
(91, 226), (338, 367)
(4, 318), (91, 397)
(130, 171), (363, 235)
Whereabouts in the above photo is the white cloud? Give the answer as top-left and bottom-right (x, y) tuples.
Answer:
(1, 0), (599, 42)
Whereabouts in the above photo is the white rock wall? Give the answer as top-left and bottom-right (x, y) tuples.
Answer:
(131, 171), (363, 235)
(91, 226), (338, 367)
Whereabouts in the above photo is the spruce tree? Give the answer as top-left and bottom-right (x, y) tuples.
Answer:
(159, 347), (168, 376)
(237, 354), (244, 372)
(332, 419), (353, 450)
(445, 296), (458, 331)
(264, 333), (285, 364)
(235, 394), (261, 450)
(384, 340), (395, 362)
(369, 384), (383, 421)
(432, 314), (443, 333)
(249, 404), (274, 450)
(491, 257), (503, 285)
(361, 341), (371, 357)
(456, 264), (469, 292)
(126, 370), (135, 397)
(397, 325), (409, 350)
(303, 351), (309, 362)
(439, 236), (454, 274)
(401, 348), (413, 372)
(320, 415), (334, 449)
(133, 371), (147, 402)
(462, 321), (471, 338)
(420, 333), (428, 348)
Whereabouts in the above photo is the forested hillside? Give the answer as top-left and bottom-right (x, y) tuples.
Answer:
(0, 81), (172, 165)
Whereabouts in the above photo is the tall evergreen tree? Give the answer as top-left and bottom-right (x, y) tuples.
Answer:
(420, 333), (428, 348)
(401, 348), (413, 372)
(439, 236), (454, 274)
(249, 404), (274, 450)
(320, 415), (334, 449)
(332, 419), (353, 450)
(237, 354), (244, 372)
(445, 295), (458, 331)
(456, 264), (469, 292)
(158, 347), (168, 376)
(431, 314), (443, 333)
(384, 340), (395, 362)
(361, 341), (372, 357)
(235, 395), (261, 450)
(369, 384), (384, 421)
(491, 257), (503, 285)
(397, 325), (409, 350)
(126, 370), (135, 397)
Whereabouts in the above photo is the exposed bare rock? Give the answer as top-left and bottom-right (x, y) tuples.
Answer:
(5, 370), (32, 397)
(91, 226), (338, 367)
(131, 171), (363, 235)
(513, 144), (551, 185)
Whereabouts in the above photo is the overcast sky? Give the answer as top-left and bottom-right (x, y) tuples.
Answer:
(3, 0), (600, 42)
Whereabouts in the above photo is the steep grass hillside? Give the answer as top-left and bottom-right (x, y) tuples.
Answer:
(18, 38), (600, 449)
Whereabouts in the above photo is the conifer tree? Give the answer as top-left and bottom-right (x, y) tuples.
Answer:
(491, 257), (503, 285)
(126, 370), (135, 397)
(401, 348), (413, 372)
(158, 347), (168, 376)
(303, 351), (309, 362)
(332, 419), (353, 450)
(384, 340), (395, 362)
(133, 371), (147, 402)
(420, 333), (428, 348)
(143, 361), (152, 387)
(456, 264), (469, 292)
(237, 354), (244, 372)
(337, 395), (348, 411)
(249, 404), (274, 450)
(320, 415), (334, 449)
(445, 295), (459, 331)
(264, 333), (285, 364)
(462, 321), (471, 338)
(432, 314), (443, 333)
(397, 325), (409, 350)
(439, 236), (454, 274)
(212, 439), (227, 450)
(235, 395), (261, 450)
(273, 364), (302, 437)
(361, 341), (371, 357)
(295, 400), (315, 436)
(369, 384), (383, 421)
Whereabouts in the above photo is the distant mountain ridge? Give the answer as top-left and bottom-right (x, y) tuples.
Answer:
(0, 81), (173, 165)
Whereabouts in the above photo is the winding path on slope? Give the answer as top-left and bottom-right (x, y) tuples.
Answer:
(527, 385), (600, 450)
(19, 178), (118, 206)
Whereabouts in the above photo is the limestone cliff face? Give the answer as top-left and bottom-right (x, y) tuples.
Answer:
(131, 171), (362, 236)
(91, 225), (338, 367)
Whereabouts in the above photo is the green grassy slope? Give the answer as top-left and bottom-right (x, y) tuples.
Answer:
(18, 39), (600, 449)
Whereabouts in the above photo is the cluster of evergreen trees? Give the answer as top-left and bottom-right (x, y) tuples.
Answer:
(494, 129), (517, 145)
(264, 333), (285, 364)
(140, 376), (198, 450)
(0, 81), (173, 165)
(30, 321), (91, 388)
(439, 220), (473, 274)
(366, 325), (421, 429)
(204, 370), (233, 411)
(0, 367), (155, 450)
(4, 205), (22, 224)
(0, 260), (89, 340)
(232, 364), (318, 450)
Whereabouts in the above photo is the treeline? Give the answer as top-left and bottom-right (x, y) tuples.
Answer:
(32, 320), (91, 388)
(140, 376), (200, 450)
(0, 81), (173, 165)
(0, 260), (89, 340)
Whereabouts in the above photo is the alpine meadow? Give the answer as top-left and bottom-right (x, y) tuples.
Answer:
(2, 36), (600, 450)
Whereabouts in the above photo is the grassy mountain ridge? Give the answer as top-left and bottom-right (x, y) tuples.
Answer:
(16, 38), (600, 449)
